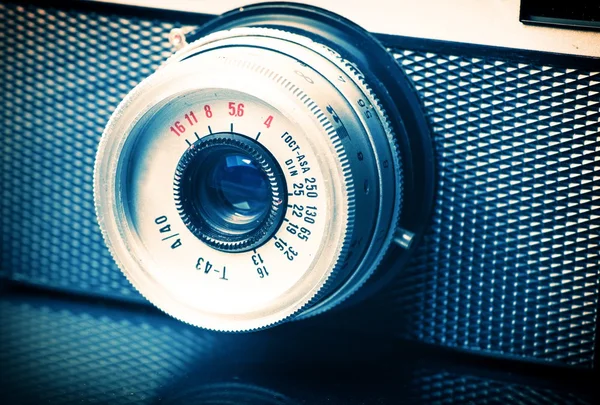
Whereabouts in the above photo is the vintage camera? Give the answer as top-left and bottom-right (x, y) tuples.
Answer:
(1, 0), (599, 370)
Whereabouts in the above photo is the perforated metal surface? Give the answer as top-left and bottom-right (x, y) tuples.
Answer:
(390, 51), (600, 367)
(0, 2), (172, 300)
(0, 292), (594, 404)
(0, 295), (222, 404)
(405, 370), (592, 405)
(0, 2), (598, 367)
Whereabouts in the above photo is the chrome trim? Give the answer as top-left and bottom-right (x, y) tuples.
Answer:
(86, 0), (600, 58)
(94, 27), (402, 331)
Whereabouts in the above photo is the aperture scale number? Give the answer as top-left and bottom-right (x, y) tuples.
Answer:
(168, 102), (248, 137)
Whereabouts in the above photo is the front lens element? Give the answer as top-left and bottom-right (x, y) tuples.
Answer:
(174, 133), (286, 252)
(198, 152), (271, 232)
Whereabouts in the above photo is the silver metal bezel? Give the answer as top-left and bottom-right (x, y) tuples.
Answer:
(95, 27), (403, 330)
(167, 28), (404, 317)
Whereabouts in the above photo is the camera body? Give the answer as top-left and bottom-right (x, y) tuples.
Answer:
(1, 1), (599, 367)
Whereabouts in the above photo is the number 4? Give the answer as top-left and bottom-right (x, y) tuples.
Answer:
(264, 115), (274, 128)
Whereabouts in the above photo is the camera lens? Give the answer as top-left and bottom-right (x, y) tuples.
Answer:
(174, 133), (287, 252)
(196, 152), (270, 232)
(95, 27), (408, 331)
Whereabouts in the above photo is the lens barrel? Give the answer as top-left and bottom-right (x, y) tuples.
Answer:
(174, 133), (287, 252)
(94, 21), (421, 331)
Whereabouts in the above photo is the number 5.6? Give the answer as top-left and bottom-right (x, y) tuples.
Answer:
(228, 102), (244, 117)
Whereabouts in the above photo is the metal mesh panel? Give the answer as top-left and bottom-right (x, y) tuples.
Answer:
(0, 296), (222, 404)
(405, 369), (592, 405)
(390, 51), (600, 367)
(0, 2), (598, 367)
(0, 293), (594, 404)
(0, 2), (170, 300)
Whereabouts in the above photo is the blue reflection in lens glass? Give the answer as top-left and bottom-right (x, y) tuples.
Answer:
(207, 153), (270, 226)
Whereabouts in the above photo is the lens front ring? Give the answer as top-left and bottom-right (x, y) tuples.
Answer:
(94, 24), (404, 331)
(174, 132), (287, 253)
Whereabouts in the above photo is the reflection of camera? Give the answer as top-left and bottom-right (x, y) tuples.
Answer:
(2, 1), (599, 367)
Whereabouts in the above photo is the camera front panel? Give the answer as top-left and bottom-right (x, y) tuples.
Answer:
(0, 1), (598, 367)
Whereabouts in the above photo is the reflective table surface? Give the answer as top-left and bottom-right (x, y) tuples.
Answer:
(0, 283), (597, 404)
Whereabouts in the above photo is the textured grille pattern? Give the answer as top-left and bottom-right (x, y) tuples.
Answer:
(0, 2), (599, 367)
(0, 297), (222, 404)
(391, 51), (600, 366)
(0, 294), (594, 404)
(0, 2), (172, 300)
(405, 370), (592, 405)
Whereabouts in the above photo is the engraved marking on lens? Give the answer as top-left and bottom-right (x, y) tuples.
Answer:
(154, 215), (182, 249)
